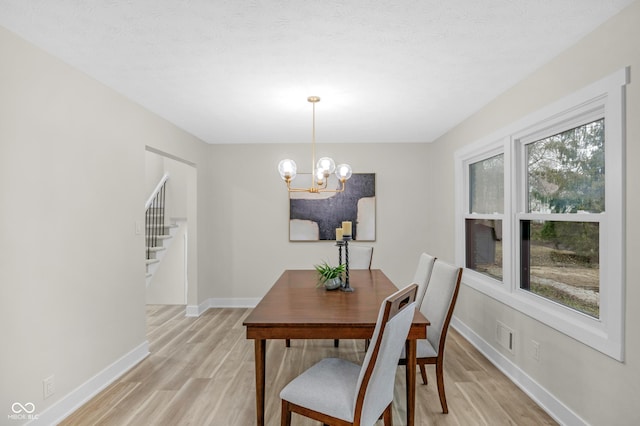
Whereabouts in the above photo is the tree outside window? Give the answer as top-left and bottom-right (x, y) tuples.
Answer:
(521, 119), (604, 318)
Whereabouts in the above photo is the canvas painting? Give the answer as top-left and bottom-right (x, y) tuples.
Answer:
(289, 173), (376, 241)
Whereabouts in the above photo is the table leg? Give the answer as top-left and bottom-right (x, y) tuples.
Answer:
(254, 339), (266, 426)
(405, 339), (417, 426)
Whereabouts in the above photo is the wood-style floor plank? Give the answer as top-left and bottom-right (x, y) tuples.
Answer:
(60, 306), (557, 425)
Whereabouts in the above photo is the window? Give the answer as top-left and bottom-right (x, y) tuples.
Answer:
(520, 119), (603, 318)
(455, 69), (627, 360)
(466, 154), (504, 282)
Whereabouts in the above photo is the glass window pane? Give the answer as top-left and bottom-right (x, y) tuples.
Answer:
(466, 219), (503, 281)
(526, 119), (604, 214)
(469, 154), (504, 214)
(520, 220), (599, 318)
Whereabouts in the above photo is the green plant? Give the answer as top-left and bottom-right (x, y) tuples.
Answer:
(314, 261), (345, 286)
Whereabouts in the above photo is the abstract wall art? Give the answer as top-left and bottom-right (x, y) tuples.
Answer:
(289, 173), (376, 241)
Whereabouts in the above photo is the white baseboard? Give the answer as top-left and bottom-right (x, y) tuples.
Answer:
(29, 341), (149, 425)
(186, 297), (261, 316)
(450, 316), (585, 426)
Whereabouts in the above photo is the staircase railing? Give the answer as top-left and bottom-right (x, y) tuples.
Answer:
(145, 174), (169, 260)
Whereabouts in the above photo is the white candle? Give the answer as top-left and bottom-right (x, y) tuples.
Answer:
(336, 228), (343, 241)
(342, 221), (352, 237)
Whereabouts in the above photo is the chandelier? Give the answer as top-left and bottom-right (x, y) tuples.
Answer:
(278, 96), (352, 193)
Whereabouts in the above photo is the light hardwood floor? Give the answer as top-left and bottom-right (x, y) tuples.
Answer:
(61, 305), (557, 425)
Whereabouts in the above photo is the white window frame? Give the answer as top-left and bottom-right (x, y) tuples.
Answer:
(461, 143), (510, 290)
(455, 68), (628, 361)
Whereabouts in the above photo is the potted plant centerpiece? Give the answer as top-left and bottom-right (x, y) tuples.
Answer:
(314, 261), (346, 290)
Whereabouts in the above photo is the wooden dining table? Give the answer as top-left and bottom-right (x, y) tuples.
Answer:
(243, 269), (429, 426)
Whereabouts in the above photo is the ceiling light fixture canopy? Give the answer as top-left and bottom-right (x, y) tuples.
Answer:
(278, 96), (352, 193)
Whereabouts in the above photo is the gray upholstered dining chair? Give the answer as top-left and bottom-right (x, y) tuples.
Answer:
(280, 284), (418, 426)
(413, 252), (436, 308)
(400, 259), (462, 414)
(347, 245), (374, 270)
(362, 252), (434, 352)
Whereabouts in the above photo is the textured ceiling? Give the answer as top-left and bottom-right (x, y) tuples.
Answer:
(0, 0), (634, 144)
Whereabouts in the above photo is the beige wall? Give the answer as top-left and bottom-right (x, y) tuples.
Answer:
(0, 25), (208, 420)
(144, 149), (164, 197)
(426, 2), (640, 424)
(204, 142), (431, 301)
(146, 220), (188, 305)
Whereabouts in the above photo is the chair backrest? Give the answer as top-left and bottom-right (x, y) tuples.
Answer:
(420, 260), (463, 356)
(353, 284), (418, 425)
(348, 245), (374, 269)
(413, 252), (436, 308)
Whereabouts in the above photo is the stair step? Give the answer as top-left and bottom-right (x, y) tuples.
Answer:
(145, 225), (178, 231)
(145, 234), (172, 240)
(144, 217), (179, 284)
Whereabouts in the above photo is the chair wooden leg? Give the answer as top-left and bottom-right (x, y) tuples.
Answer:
(281, 400), (291, 426)
(419, 362), (428, 385)
(436, 359), (448, 413)
(334, 339), (339, 347)
(383, 403), (393, 425)
(285, 339), (290, 347)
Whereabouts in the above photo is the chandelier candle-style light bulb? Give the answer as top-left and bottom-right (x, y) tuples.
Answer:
(277, 96), (352, 193)
(278, 159), (297, 181)
(336, 164), (352, 181)
(316, 157), (336, 176)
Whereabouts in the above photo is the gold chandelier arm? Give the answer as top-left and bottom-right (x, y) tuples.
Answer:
(319, 177), (328, 189)
(284, 177), (347, 193)
(287, 183), (345, 193)
(288, 187), (317, 193)
(316, 179), (346, 193)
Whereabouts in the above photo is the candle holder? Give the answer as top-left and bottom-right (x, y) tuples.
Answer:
(337, 236), (354, 292)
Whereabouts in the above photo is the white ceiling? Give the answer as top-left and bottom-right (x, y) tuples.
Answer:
(0, 0), (634, 144)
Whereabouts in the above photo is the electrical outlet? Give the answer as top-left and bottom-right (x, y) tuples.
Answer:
(135, 221), (143, 235)
(531, 340), (540, 361)
(43, 375), (55, 399)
